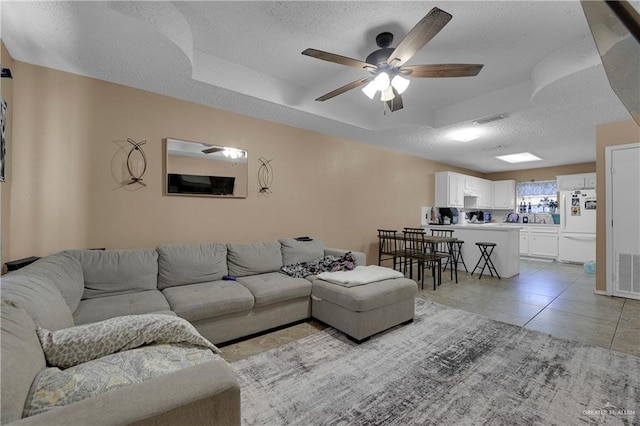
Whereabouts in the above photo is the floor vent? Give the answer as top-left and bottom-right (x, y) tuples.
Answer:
(616, 253), (640, 294)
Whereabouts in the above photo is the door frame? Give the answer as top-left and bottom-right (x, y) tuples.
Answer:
(605, 142), (640, 297)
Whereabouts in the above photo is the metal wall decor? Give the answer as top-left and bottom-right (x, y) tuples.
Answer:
(258, 157), (273, 194)
(125, 138), (147, 186)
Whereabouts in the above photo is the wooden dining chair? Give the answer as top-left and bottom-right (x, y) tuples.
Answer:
(403, 227), (425, 233)
(377, 229), (401, 271)
(429, 229), (456, 282)
(402, 230), (447, 290)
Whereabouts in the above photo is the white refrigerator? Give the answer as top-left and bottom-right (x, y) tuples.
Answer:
(558, 189), (596, 263)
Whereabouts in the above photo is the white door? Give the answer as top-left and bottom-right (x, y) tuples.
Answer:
(608, 144), (640, 299)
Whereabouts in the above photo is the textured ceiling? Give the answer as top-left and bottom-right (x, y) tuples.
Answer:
(1, 1), (636, 172)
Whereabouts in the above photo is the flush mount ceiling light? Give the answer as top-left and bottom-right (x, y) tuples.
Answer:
(451, 128), (481, 142)
(496, 152), (543, 163)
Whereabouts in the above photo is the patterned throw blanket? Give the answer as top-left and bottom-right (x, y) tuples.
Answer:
(24, 314), (220, 418)
(280, 252), (357, 278)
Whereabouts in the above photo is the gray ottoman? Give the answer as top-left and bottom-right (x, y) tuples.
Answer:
(311, 277), (417, 342)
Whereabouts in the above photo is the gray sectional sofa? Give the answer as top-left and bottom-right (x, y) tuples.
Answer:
(1, 238), (367, 425)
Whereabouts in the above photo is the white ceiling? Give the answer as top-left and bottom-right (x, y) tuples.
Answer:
(1, 1), (636, 173)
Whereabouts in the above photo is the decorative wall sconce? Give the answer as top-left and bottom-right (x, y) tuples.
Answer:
(125, 138), (147, 186)
(258, 157), (273, 194)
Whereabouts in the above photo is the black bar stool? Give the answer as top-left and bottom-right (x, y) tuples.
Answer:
(471, 242), (500, 279)
(445, 240), (468, 273)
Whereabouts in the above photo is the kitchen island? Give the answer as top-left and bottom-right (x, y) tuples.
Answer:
(424, 224), (521, 278)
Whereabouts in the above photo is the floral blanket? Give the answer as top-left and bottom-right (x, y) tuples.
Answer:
(24, 314), (221, 418)
(24, 343), (216, 417)
(280, 252), (357, 278)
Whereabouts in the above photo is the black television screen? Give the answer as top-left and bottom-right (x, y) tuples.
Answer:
(168, 174), (235, 196)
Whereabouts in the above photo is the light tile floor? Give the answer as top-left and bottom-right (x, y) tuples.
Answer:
(220, 259), (639, 362)
(417, 258), (640, 357)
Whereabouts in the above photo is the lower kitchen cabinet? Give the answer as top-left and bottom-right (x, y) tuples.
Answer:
(519, 226), (559, 259)
(519, 230), (529, 255)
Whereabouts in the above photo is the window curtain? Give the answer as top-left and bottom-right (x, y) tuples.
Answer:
(516, 181), (557, 197)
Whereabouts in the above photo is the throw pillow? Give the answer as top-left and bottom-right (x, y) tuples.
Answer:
(36, 314), (220, 369)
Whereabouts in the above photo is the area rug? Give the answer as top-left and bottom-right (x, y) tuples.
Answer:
(231, 299), (639, 425)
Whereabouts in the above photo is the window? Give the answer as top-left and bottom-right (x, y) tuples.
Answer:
(516, 181), (558, 213)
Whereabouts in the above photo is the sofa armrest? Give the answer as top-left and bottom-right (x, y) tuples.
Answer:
(10, 359), (240, 426)
(324, 247), (366, 266)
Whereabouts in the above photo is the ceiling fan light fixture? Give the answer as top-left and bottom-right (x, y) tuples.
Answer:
(380, 86), (395, 102)
(362, 80), (378, 99)
(373, 72), (390, 91)
(391, 75), (410, 94)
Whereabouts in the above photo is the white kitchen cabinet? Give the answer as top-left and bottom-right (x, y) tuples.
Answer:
(493, 180), (516, 209)
(519, 229), (529, 255)
(557, 173), (596, 191)
(477, 179), (493, 209)
(435, 172), (464, 208)
(463, 176), (481, 196)
(520, 226), (559, 258)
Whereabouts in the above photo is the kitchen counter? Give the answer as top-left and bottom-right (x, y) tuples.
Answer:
(431, 223), (521, 230)
(424, 224), (520, 278)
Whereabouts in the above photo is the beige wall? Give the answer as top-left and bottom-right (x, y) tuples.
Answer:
(1, 41), (14, 263)
(4, 60), (479, 265)
(595, 120), (640, 292)
(484, 162), (595, 183)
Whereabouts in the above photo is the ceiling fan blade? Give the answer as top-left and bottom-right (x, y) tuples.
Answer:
(387, 7), (452, 67)
(402, 64), (484, 78)
(386, 90), (404, 112)
(202, 147), (224, 154)
(315, 77), (373, 101)
(302, 48), (376, 71)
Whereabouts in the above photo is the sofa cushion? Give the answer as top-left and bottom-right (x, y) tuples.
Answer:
(279, 238), (325, 266)
(1, 302), (47, 424)
(73, 290), (170, 325)
(162, 281), (254, 322)
(157, 243), (228, 290)
(37, 314), (220, 369)
(24, 344), (217, 418)
(0, 272), (74, 331)
(227, 241), (283, 277)
(236, 273), (312, 308)
(69, 249), (159, 300)
(26, 251), (85, 312)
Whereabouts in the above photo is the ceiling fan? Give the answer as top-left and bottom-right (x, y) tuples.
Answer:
(302, 7), (483, 112)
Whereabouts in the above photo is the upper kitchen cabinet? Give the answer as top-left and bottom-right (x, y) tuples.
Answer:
(476, 179), (494, 209)
(493, 180), (516, 209)
(435, 171), (464, 207)
(556, 173), (596, 191)
(463, 176), (481, 197)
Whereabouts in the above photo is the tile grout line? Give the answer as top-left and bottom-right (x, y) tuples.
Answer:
(609, 299), (626, 350)
(522, 281), (574, 328)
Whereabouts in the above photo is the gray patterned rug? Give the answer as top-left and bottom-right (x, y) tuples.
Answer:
(232, 299), (639, 425)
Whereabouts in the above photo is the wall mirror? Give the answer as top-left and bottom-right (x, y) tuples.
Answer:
(165, 138), (248, 198)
